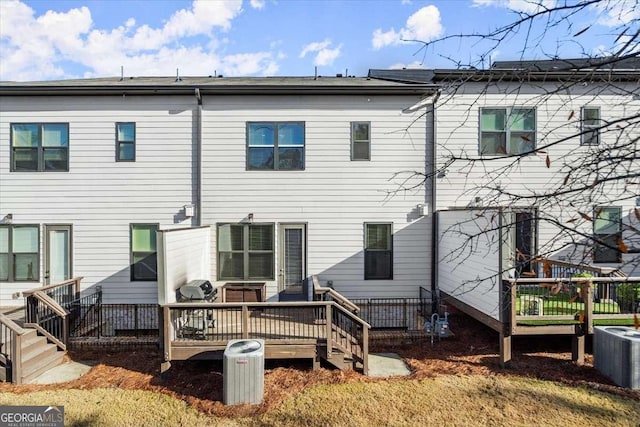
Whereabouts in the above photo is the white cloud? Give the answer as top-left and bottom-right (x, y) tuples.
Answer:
(250, 0), (266, 9)
(401, 0), (412, 4)
(593, 0), (640, 27)
(0, 0), (280, 81)
(472, 0), (557, 14)
(299, 39), (342, 66)
(372, 5), (443, 49)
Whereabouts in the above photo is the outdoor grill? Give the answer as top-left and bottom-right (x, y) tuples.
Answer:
(178, 280), (217, 302)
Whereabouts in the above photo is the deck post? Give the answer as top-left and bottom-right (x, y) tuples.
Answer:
(325, 303), (332, 359)
(499, 330), (512, 368)
(362, 324), (369, 375)
(241, 305), (249, 339)
(11, 332), (22, 385)
(162, 306), (172, 369)
(584, 280), (594, 335)
(572, 325), (585, 365)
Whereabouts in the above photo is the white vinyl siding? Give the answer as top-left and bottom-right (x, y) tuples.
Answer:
(0, 95), (196, 305)
(435, 81), (640, 275)
(202, 95), (432, 300)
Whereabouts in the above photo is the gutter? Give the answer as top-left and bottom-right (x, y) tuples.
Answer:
(430, 89), (441, 313)
(194, 88), (202, 226)
(0, 84), (440, 97)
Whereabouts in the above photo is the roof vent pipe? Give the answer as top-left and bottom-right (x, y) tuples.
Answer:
(120, 65), (124, 81)
(176, 68), (182, 82)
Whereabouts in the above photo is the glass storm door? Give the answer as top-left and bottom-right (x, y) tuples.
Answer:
(45, 225), (72, 285)
(279, 224), (306, 294)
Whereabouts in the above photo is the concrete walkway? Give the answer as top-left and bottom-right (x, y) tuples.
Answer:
(29, 361), (95, 385)
(367, 353), (411, 377)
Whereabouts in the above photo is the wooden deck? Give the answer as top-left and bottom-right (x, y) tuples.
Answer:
(162, 300), (370, 374)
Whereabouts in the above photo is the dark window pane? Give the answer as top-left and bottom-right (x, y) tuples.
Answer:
(509, 132), (535, 154)
(132, 252), (157, 280)
(249, 225), (273, 250)
(594, 234), (621, 263)
(219, 252), (244, 279)
(365, 251), (392, 279)
(582, 129), (599, 145)
(0, 253), (8, 281)
(248, 123), (275, 146)
(12, 124), (40, 147)
(14, 253), (38, 281)
(248, 147), (275, 169)
(119, 143), (135, 160)
(278, 147), (303, 170)
(366, 224), (391, 250)
(13, 148), (38, 171)
(353, 141), (370, 160)
(278, 123), (304, 146)
(248, 253), (274, 279)
(480, 132), (506, 155)
(43, 148), (68, 170)
(352, 122), (369, 141)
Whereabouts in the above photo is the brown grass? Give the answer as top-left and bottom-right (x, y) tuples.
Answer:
(0, 313), (638, 423)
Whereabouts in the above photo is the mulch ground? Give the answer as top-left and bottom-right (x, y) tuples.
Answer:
(1, 313), (638, 418)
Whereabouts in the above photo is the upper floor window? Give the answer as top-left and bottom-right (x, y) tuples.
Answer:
(217, 223), (274, 280)
(593, 206), (622, 263)
(11, 123), (69, 171)
(351, 122), (371, 161)
(364, 223), (393, 280)
(116, 123), (136, 161)
(480, 108), (535, 155)
(581, 107), (600, 145)
(130, 224), (158, 281)
(247, 122), (305, 170)
(0, 224), (40, 282)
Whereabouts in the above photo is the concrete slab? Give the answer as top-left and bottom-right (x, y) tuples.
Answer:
(29, 361), (96, 385)
(367, 352), (411, 377)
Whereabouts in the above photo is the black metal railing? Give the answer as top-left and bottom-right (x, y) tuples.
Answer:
(351, 298), (430, 330)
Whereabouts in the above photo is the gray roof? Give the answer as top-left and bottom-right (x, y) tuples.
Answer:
(369, 56), (640, 84)
(491, 56), (640, 71)
(0, 75), (438, 96)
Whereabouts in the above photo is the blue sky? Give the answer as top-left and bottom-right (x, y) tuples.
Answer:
(0, 0), (637, 81)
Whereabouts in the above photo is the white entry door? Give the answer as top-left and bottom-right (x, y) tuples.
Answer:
(278, 224), (306, 294)
(45, 225), (72, 285)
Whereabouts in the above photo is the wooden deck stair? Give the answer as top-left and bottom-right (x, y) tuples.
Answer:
(0, 326), (66, 384)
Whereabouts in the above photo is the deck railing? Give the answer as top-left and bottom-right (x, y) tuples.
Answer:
(534, 257), (622, 279)
(163, 300), (370, 373)
(24, 291), (69, 351)
(0, 313), (26, 384)
(312, 276), (360, 314)
(505, 276), (640, 333)
(21, 277), (87, 351)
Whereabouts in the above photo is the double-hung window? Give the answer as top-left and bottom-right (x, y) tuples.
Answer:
(364, 223), (393, 280)
(116, 123), (136, 161)
(0, 225), (40, 282)
(247, 122), (305, 170)
(593, 206), (622, 263)
(217, 224), (274, 280)
(581, 107), (600, 145)
(130, 224), (158, 281)
(11, 123), (69, 171)
(480, 108), (535, 155)
(351, 122), (371, 160)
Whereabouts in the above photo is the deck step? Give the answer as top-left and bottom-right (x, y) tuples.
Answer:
(21, 349), (65, 384)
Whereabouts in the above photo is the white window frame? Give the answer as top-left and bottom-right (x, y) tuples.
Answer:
(351, 121), (371, 161)
(479, 107), (536, 155)
(581, 107), (600, 145)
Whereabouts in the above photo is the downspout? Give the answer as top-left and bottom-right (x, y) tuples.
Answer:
(430, 89), (441, 313)
(194, 88), (202, 226)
